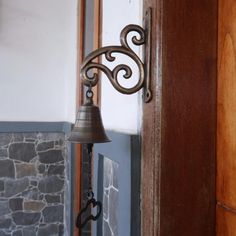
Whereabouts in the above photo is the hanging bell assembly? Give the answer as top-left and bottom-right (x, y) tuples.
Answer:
(69, 9), (152, 143)
(68, 90), (111, 144)
(68, 8), (153, 232)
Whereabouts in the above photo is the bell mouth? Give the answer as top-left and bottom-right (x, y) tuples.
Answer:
(67, 102), (111, 144)
(68, 128), (111, 143)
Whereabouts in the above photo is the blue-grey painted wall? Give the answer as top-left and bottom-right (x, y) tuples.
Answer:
(93, 131), (141, 236)
(0, 122), (71, 133)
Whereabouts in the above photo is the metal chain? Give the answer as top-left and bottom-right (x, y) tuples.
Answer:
(86, 82), (94, 100)
(76, 139), (102, 231)
(87, 143), (94, 199)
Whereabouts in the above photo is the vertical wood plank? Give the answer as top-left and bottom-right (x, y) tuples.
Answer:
(217, 0), (236, 234)
(217, 0), (236, 210)
(77, 0), (85, 110)
(217, 205), (236, 236)
(92, 0), (101, 106)
(142, 1), (217, 235)
(161, 0), (217, 235)
(141, 1), (162, 236)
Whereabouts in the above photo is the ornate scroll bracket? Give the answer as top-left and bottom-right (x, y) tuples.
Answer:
(80, 8), (152, 103)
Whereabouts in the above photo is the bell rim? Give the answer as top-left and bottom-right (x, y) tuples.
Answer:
(67, 136), (111, 144)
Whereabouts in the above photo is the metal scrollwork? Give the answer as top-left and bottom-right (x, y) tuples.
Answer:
(80, 24), (149, 96)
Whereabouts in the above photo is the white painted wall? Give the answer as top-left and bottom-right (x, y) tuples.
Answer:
(101, 0), (143, 134)
(0, 0), (77, 122)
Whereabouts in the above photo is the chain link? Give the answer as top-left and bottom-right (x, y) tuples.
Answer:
(86, 82), (94, 100)
(87, 143), (93, 199)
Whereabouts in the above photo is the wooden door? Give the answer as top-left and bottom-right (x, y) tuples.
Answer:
(217, 0), (236, 235)
(141, 1), (217, 235)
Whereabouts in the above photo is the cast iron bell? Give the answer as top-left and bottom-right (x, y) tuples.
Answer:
(68, 94), (111, 144)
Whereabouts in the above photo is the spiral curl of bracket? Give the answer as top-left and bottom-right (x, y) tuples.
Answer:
(80, 24), (146, 95)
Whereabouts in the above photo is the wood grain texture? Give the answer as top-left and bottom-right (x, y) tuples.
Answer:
(141, 1), (162, 235)
(142, 0), (217, 235)
(217, 0), (236, 210)
(77, 0), (85, 110)
(217, 205), (236, 236)
(217, 0), (236, 235)
(92, 0), (101, 106)
(161, 1), (217, 235)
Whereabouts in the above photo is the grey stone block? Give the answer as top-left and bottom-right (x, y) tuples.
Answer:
(0, 218), (11, 228)
(45, 195), (60, 204)
(55, 139), (64, 146)
(39, 150), (63, 164)
(9, 198), (23, 211)
(48, 165), (64, 176)
(103, 221), (112, 236)
(37, 141), (54, 152)
(0, 149), (7, 157)
(38, 224), (58, 236)
(9, 143), (36, 162)
(15, 163), (37, 178)
(0, 230), (11, 236)
(38, 164), (45, 174)
(23, 133), (37, 140)
(108, 188), (118, 236)
(5, 178), (29, 197)
(38, 133), (64, 141)
(12, 134), (24, 142)
(23, 201), (45, 212)
(0, 134), (12, 147)
(113, 162), (119, 189)
(42, 205), (63, 223)
(38, 176), (64, 193)
(30, 180), (38, 187)
(0, 160), (15, 178)
(24, 139), (35, 143)
(21, 189), (43, 201)
(103, 193), (108, 220)
(103, 158), (112, 189)
(12, 230), (22, 236)
(0, 181), (4, 192)
(59, 224), (64, 236)
(61, 193), (64, 203)
(22, 227), (36, 236)
(12, 212), (41, 225)
(0, 201), (10, 215)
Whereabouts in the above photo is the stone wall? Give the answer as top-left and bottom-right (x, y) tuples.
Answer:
(0, 132), (69, 236)
(103, 157), (119, 236)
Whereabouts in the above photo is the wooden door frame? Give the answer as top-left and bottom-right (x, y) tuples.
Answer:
(141, 1), (217, 235)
